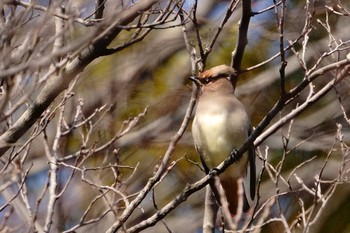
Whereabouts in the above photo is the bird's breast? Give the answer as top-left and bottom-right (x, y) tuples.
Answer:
(192, 110), (248, 172)
(195, 113), (233, 154)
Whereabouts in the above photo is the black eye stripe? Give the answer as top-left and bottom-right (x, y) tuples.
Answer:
(200, 73), (229, 84)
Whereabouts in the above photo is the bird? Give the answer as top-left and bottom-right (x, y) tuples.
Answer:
(191, 64), (256, 215)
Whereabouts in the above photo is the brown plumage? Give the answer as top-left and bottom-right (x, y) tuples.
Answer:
(191, 65), (256, 215)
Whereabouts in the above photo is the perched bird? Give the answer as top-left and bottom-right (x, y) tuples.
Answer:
(191, 65), (256, 215)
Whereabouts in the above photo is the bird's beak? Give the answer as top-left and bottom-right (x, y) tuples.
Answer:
(189, 76), (202, 87)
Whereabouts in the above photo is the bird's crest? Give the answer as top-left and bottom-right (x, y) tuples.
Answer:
(198, 65), (237, 84)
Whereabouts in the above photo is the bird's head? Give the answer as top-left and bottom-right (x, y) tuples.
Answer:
(189, 65), (237, 87)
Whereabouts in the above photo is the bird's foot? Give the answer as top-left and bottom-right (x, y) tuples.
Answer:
(229, 148), (239, 163)
(209, 168), (220, 176)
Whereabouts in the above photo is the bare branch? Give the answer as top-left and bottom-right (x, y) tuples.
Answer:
(0, 0), (160, 156)
(231, 0), (252, 80)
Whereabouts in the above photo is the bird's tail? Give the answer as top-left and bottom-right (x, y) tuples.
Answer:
(220, 177), (250, 216)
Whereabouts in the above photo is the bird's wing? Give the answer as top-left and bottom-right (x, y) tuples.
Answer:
(248, 125), (256, 200)
(242, 125), (256, 210)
